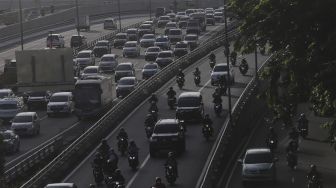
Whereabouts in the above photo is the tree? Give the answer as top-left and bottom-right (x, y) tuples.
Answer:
(229, 0), (336, 126)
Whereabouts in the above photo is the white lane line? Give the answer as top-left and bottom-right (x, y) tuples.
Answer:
(40, 115), (47, 121)
(126, 154), (150, 188)
(198, 79), (211, 92)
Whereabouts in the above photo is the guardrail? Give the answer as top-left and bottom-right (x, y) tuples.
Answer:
(196, 54), (274, 188)
(19, 22), (239, 188)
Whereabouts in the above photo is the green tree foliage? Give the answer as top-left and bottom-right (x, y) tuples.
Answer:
(229, 0), (336, 121)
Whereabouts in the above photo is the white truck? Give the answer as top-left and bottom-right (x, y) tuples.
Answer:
(76, 15), (90, 31)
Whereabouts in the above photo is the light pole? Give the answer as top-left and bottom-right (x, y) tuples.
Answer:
(117, 0), (121, 31)
(75, 0), (80, 36)
(19, 0), (24, 50)
(255, 44), (258, 81)
(149, 0), (152, 20)
(223, 0), (232, 123)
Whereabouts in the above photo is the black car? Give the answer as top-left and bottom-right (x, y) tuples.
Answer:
(173, 42), (189, 58)
(149, 119), (185, 157)
(26, 91), (52, 110)
(0, 130), (20, 154)
(93, 40), (111, 58)
(70, 35), (87, 48)
(176, 92), (204, 122)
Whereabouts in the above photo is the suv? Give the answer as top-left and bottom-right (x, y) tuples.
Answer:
(93, 40), (111, 57)
(186, 19), (201, 35)
(140, 34), (156, 48)
(155, 7), (166, 18)
(173, 41), (189, 58)
(70, 35), (87, 48)
(154, 35), (170, 50)
(116, 76), (138, 98)
(99, 54), (118, 73)
(11, 112), (40, 136)
(164, 22), (178, 35)
(75, 50), (95, 69)
(104, 18), (117, 29)
(47, 92), (74, 116)
(46, 34), (65, 48)
(168, 28), (182, 44)
(138, 24), (155, 37)
(176, 92), (204, 122)
(0, 89), (15, 99)
(157, 16), (170, 28)
(126, 28), (138, 41)
(115, 62), (135, 82)
(206, 13), (215, 25)
(0, 98), (24, 122)
(26, 91), (52, 110)
(113, 33), (127, 48)
(149, 119), (185, 157)
(122, 41), (140, 57)
(210, 63), (235, 85)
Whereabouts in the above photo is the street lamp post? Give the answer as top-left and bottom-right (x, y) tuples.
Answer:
(255, 45), (258, 80)
(19, 0), (24, 50)
(117, 0), (121, 31)
(223, 0), (232, 123)
(75, 0), (80, 36)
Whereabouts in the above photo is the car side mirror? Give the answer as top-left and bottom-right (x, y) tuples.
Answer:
(237, 159), (243, 164)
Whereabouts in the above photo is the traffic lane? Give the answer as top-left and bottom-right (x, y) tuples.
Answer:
(64, 46), (265, 187)
(0, 16), (147, 67)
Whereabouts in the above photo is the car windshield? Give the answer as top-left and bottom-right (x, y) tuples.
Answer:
(147, 47), (160, 52)
(160, 17), (170, 20)
(101, 56), (116, 62)
(154, 124), (179, 134)
(124, 43), (136, 47)
(206, 15), (213, 18)
(178, 97), (200, 107)
(214, 65), (228, 72)
(215, 13), (223, 16)
(116, 64), (131, 71)
(50, 95), (68, 102)
(175, 43), (187, 48)
(0, 92), (9, 98)
(96, 42), (108, 46)
(29, 91), (46, 97)
(0, 103), (17, 109)
(142, 35), (154, 39)
(105, 19), (113, 23)
(127, 30), (137, 34)
(169, 30), (181, 35)
(185, 36), (197, 41)
(77, 52), (90, 58)
(84, 68), (98, 74)
(158, 52), (172, 58)
(177, 12), (185, 15)
(0, 132), (11, 139)
(187, 22), (198, 27)
(156, 37), (168, 42)
(245, 152), (273, 164)
(140, 25), (151, 29)
(119, 79), (135, 85)
(116, 35), (127, 39)
(144, 64), (157, 69)
(47, 35), (59, 41)
(13, 115), (32, 123)
(166, 23), (176, 28)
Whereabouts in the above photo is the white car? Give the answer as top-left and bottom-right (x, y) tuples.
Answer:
(0, 89), (15, 99)
(176, 12), (187, 21)
(140, 34), (156, 48)
(46, 33), (65, 48)
(98, 54), (119, 73)
(81, 66), (100, 79)
(47, 92), (74, 116)
(0, 98), (24, 122)
(164, 22), (178, 35)
(75, 50), (95, 69)
(103, 18), (117, 29)
(210, 63), (235, 85)
(11, 112), (40, 136)
(168, 29), (183, 44)
(238, 148), (278, 185)
(123, 41), (140, 57)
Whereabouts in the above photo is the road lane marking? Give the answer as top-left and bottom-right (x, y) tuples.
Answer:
(198, 79), (211, 93)
(126, 154), (150, 188)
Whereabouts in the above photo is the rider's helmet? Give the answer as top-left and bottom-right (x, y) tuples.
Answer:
(169, 87), (173, 90)
(168, 151), (174, 158)
(115, 168), (121, 174)
(155, 177), (162, 183)
(196, 67), (199, 71)
(120, 127), (125, 132)
(310, 164), (316, 171)
(300, 113), (305, 118)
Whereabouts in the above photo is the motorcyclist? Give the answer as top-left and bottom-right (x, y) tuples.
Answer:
(112, 169), (125, 185)
(149, 93), (158, 104)
(307, 164), (321, 181)
(286, 150), (297, 169)
(286, 140), (298, 153)
(218, 75), (227, 96)
(167, 87), (176, 98)
(149, 101), (159, 113)
(193, 67), (201, 77)
(145, 113), (156, 127)
(298, 113), (309, 130)
(105, 157), (118, 176)
(152, 177), (166, 188)
(128, 140), (139, 160)
(177, 68), (185, 78)
(212, 89), (222, 104)
(93, 152), (104, 168)
(266, 127), (278, 146)
(98, 139), (110, 159)
(165, 152), (178, 177)
(202, 114), (214, 136)
(88, 184), (95, 188)
(105, 149), (119, 173)
(117, 127), (128, 140)
(209, 52), (216, 63)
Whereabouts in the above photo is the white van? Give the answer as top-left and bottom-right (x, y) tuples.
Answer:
(104, 18), (117, 30)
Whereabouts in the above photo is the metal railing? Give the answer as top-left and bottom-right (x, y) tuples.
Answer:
(20, 22), (240, 188)
(196, 54), (274, 188)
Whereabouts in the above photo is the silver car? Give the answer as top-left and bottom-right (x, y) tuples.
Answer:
(11, 112), (40, 136)
(98, 54), (119, 73)
(123, 41), (140, 57)
(210, 63), (235, 85)
(0, 98), (24, 122)
(81, 66), (100, 79)
(75, 50), (95, 69)
(47, 92), (74, 116)
(238, 148), (278, 185)
(140, 34), (156, 48)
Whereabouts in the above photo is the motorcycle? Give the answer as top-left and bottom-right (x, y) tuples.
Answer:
(165, 164), (177, 185)
(167, 96), (176, 110)
(218, 84), (227, 96)
(105, 178), (125, 188)
(194, 75), (201, 86)
(239, 61), (249, 75)
(128, 152), (139, 170)
(308, 175), (323, 188)
(214, 103), (222, 117)
(286, 152), (297, 170)
(117, 137), (128, 156)
(202, 124), (212, 141)
(149, 110), (158, 122)
(299, 127), (308, 139)
(177, 76), (184, 89)
(209, 61), (215, 69)
(145, 125), (154, 139)
(266, 137), (278, 152)
(92, 164), (104, 184)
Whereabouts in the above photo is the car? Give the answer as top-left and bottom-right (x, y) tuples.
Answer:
(168, 28), (183, 44)
(167, 13), (176, 22)
(70, 35), (87, 48)
(0, 130), (20, 154)
(149, 119), (185, 157)
(47, 92), (74, 116)
(93, 40), (111, 58)
(115, 62), (135, 81)
(154, 35), (171, 50)
(206, 13), (215, 25)
(164, 22), (178, 35)
(26, 91), (52, 110)
(81, 66), (100, 80)
(98, 54), (118, 73)
(205, 7), (214, 12)
(210, 63), (235, 85)
(176, 12), (186, 21)
(157, 16), (170, 28)
(214, 12), (224, 23)
(75, 50), (95, 69)
(155, 50), (174, 68)
(142, 63), (159, 79)
(143, 20), (155, 27)
(44, 183), (78, 188)
(11, 112), (40, 136)
(173, 41), (189, 58)
(176, 92), (204, 122)
(184, 34), (199, 50)
(123, 41), (140, 57)
(0, 98), (24, 122)
(178, 16), (189, 29)
(113, 33), (127, 48)
(145, 46), (161, 61)
(0, 89), (15, 99)
(116, 76), (138, 98)
(126, 28), (138, 41)
(238, 148), (278, 185)
(103, 18), (117, 29)
(82, 75), (106, 80)
(46, 33), (65, 48)
(186, 19), (201, 35)
(140, 34), (156, 48)
(185, 9), (196, 16)
(138, 24), (155, 37)
(205, 10), (214, 15)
